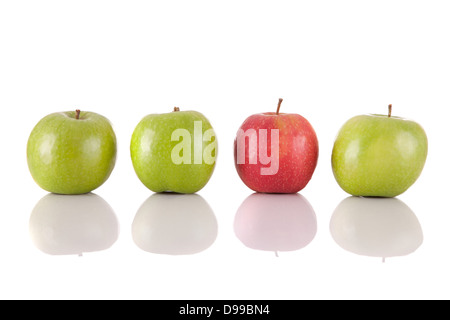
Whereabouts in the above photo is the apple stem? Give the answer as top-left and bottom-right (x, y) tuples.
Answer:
(388, 104), (392, 118)
(75, 109), (81, 120)
(382, 257), (386, 263)
(276, 98), (283, 115)
(174, 107), (180, 112)
(275, 251), (279, 258)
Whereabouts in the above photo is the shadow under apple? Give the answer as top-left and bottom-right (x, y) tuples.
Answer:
(29, 193), (119, 256)
(330, 196), (423, 261)
(132, 193), (218, 255)
(234, 193), (317, 256)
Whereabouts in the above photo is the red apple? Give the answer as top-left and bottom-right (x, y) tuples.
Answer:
(234, 99), (319, 193)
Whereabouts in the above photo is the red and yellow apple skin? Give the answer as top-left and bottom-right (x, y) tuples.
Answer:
(233, 100), (319, 194)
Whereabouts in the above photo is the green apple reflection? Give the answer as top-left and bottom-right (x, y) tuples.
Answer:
(132, 193), (218, 255)
(29, 193), (119, 256)
(330, 197), (423, 261)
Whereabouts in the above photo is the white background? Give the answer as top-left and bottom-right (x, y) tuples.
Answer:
(0, 0), (449, 300)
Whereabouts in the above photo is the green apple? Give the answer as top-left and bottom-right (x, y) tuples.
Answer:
(27, 110), (117, 194)
(130, 107), (217, 193)
(332, 105), (427, 197)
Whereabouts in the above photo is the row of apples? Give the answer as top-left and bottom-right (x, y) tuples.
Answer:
(26, 99), (427, 197)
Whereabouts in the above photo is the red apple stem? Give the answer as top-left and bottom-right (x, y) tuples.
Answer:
(174, 107), (180, 112)
(276, 98), (283, 115)
(388, 104), (392, 118)
(75, 109), (81, 120)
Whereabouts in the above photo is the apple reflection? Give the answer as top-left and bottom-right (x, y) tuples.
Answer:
(234, 193), (317, 255)
(330, 197), (423, 261)
(132, 193), (218, 255)
(29, 193), (119, 256)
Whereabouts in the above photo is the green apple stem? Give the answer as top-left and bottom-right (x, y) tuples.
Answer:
(388, 104), (392, 118)
(75, 109), (81, 120)
(174, 107), (180, 112)
(276, 98), (283, 115)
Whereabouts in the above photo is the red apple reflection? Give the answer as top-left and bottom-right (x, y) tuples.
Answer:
(234, 193), (317, 255)
(330, 196), (423, 261)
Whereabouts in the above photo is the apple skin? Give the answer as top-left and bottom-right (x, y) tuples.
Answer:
(233, 106), (318, 193)
(330, 196), (423, 259)
(234, 193), (317, 253)
(29, 193), (119, 256)
(331, 113), (427, 197)
(27, 111), (117, 195)
(130, 109), (217, 194)
(132, 193), (218, 255)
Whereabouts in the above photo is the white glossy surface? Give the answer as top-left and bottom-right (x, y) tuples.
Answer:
(1, 0), (450, 300)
